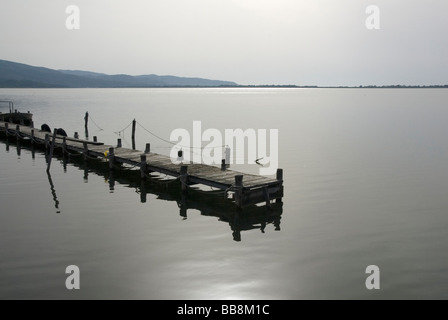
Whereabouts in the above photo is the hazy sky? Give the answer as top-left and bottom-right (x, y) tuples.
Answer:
(1, 0), (447, 86)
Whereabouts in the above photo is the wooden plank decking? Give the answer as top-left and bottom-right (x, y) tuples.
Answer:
(0, 121), (284, 207)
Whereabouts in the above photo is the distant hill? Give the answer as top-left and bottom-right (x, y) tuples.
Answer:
(0, 59), (238, 88)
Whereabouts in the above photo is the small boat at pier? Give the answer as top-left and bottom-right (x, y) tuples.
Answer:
(0, 101), (33, 126)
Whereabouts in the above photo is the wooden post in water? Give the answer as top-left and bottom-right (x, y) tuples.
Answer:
(83, 142), (89, 161)
(140, 154), (147, 180)
(93, 136), (97, 143)
(47, 129), (57, 172)
(180, 165), (188, 192)
(276, 168), (283, 203)
(62, 136), (67, 154)
(45, 134), (50, 150)
(145, 143), (150, 154)
(31, 129), (35, 144)
(221, 159), (226, 171)
(235, 175), (244, 208)
(131, 119), (136, 150)
(108, 147), (115, 170)
(117, 139), (122, 148)
(4, 122), (8, 136)
(15, 125), (20, 141)
(84, 112), (89, 138)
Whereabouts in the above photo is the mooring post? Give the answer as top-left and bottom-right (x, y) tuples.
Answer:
(93, 136), (97, 143)
(84, 112), (89, 138)
(15, 125), (20, 141)
(84, 112), (89, 130)
(145, 143), (151, 154)
(4, 122), (8, 136)
(235, 175), (244, 208)
(117, 138), (122, 148)
(180, 165), (188, 192)
(221, 159), (226, 171)
(276, 168), (284, 203)
(140, 154), (147, 180)
(140, 180), (147, 203)
(74, 132), (79, 139)
(45, 134), (50, 150)
(46, 129), (57, 172)
(31, 129), (35, 144)
(62, 136), (67, 154)
(132, 119), (136, 150)
(108, 147), (115, 170)
(83, 142), (89, 161)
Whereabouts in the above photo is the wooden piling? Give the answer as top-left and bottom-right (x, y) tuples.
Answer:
(74, 132), (79, 139)
(131, 119), (136, 150)
(235, 175), (244, 208)
(62, 136), (67, 153)
(84, 112), (89, 138)
(117, 138), (122, 148)
(108, 147), (115, 170)
(31, 129), (35, 144)
(83, 142), (89, 160)
(45, 134), (50, 150)
(140, 154), (147, 180)
(93, 136), (98, 143)
(276, 168), (283, 203)
(46, 129), (57, 172)
(4, 122), (8, 136)
(180, 165), (188, 192)
(84, 112), (89, 130)
(221, 159), (226, 171)
(145, 143), (150, 154)
(15, 125), (20, 141)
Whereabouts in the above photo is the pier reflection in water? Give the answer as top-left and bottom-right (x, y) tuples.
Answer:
(1, 137), (283, 242)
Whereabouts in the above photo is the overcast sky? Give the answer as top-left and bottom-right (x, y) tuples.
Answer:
(1, 0), (447, 86)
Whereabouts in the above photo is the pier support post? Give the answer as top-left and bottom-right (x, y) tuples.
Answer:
(180, 165), (188, 192)
(145, 143), (150, 154)
(31, 129), (35, 144)
(108, 147), (115, 170)
(15, 125), (20, 141)
(83, 142), (89, 161)
(276, 168), (284, 203)
(235, 175), (244, 208)
(132, 119), (136, 150)
(84, 112), (89, 138)
(45, 134), (50, 150)
(117, 138), (122, 148)
(62, 136), (67, 154)
(47, 129), (57, 172)
(140, 154), (147, 180)
(140, 180), (147, 203)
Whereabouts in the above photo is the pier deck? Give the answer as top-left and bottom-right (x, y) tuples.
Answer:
(0, 121), (284, 207)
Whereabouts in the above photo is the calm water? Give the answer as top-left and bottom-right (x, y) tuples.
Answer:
(1, 88), (448, 299)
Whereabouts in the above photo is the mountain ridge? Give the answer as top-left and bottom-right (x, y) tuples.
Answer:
(0, 59), (238, 88)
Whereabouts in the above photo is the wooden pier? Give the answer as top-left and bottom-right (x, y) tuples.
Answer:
(0, 121), (284, 208)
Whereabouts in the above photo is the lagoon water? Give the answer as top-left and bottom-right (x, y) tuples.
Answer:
(1, 88), (448, 299)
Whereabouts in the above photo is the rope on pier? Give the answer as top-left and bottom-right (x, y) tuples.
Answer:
(136, 121), (226, 151)
(114, 120), (133, 136)
(88, 114), (104, 131)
